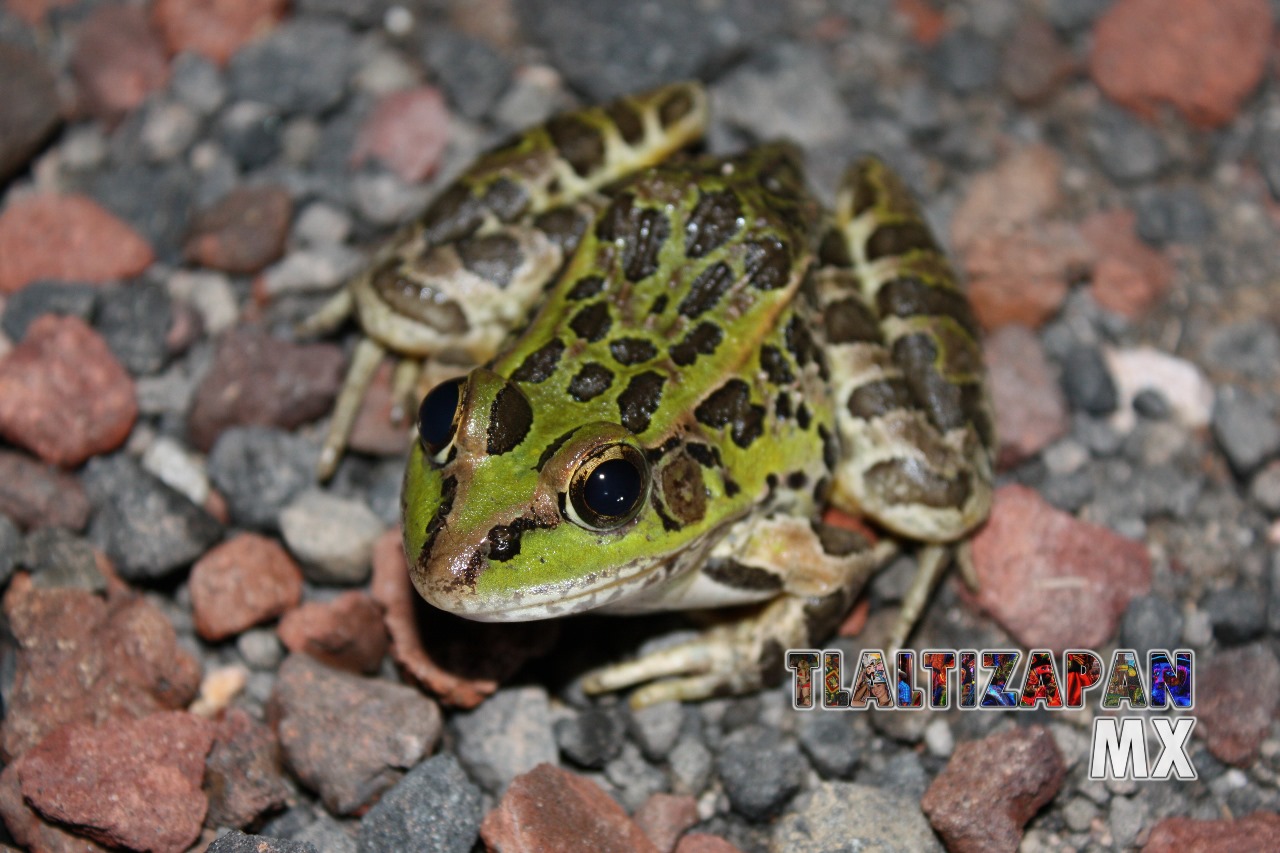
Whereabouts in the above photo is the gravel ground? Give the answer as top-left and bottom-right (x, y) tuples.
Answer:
(0, 0), (1279, 851)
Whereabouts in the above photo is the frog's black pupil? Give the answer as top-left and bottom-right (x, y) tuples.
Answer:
(418, 378), (462, 452)
(583, 457), (642, 519)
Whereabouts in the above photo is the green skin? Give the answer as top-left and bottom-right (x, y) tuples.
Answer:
(315, 82), (994, 703)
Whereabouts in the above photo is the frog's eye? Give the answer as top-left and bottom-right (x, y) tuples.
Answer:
(567, 444), (649, 531)
(417, 377), (465, 456)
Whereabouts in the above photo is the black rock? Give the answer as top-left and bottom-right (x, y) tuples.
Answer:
(1088, 103), (1168, 184)
(1134, 186), (1214, 246)
(1212, 388), (1280, 476)
(422, 31), (512, 121)
(1269, 551), (1280, 636)
(1046, 0), (1112, 31)
(95, 281), (172, 376)
(716, 725), (806, 821)
(216, 102), (284, 171)
(1, 281), (98, 341)
(207, 427), (316, 531)
(87, 161), (195, 262)
(0, 42), (61, 184)
(1133, 388), (1172, 420)
(355, 754), (483, 853)
(228, 19), (354, 116)
(1204, 320), (1280, 381)
(856, 750), (928, 802)
(516, 0), (785, 102)
(208, 831), (318, 853)
(797, 713), (862, 779)
(296, 0), (389, 27)
(1061, 345), (1118, 415)
(554, 707), (625, 769)
(169, 53), (226, 117)
(1119, 595), (1184, 657)
(927, 28), (1000, 95)
(0, 513), (19, 588)
(83, 455), (223, 581)
(20, 527), (106, 592)
(1203, 586), (1267, 645)
(1041, 469), (1095, 513)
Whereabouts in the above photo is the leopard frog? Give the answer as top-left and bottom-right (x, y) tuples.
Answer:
(302, 82), (995, 705)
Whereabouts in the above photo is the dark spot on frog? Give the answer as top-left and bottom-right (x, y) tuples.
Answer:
(865, 222), (938, 262)
(487, 517), (539, 562)
(618, 371), (665, 434)
(877, 276), (980, 339)
(597, 195), (671, 282)
(419, 474), (458, 565)
(610, 337), (658, 366)
(702, 559), (783, 592)
(670, 321), (722, 366)
(811, 475), (829, 504)
(961, 383), (995, 450)
(677, 262), (734, 319)
(534, 208), (590, 257)
(569, 301), (612, 342)
(511, 339), (565, 383)
(658, 87), (695, 127)
(785, 315), (819, 368)
(786, 471), (808, 490)
(849, 164), (881, 218)
(864, 458), (972, 508)
(812, 519), (870, 557)
(723, 475), (740, 497)
(547, 114), (605, 177)
(824, 296), (880, 345)
(566, 275), (606, 301)
(605, 100), (645, 145)
(568, 362), (614, 402)
(759, 345), (794, 385)
(775, 391), (792, 420)
(796, 402), (812, 430)
(892, 333), (966, 433)
(487, 383), (533, 455)
(817, 424), (838, 471)
(819, 227), (852, 268)
(694, 379), (764, 449)
(847, 378), (918, 419)
(684, 442), (720, 469)
(484, 177), (531, 223)
(421, 184), (484, 245)
(372, 261), (469, 333)
(536, 428), (578, 471)
(457, 233), (522, 289)
(744, 238), (790, 291)
(649, 294), (668, 315)
(685, 190), (743, 259)
(804, 585), (858, 640)
(659, 452), (706, 526)
(463, 549), (488, 586)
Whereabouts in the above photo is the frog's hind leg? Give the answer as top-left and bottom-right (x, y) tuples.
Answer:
(317, 337), (386, 480)
(581, 517), (897, 707)
(815, 158), (996, 650)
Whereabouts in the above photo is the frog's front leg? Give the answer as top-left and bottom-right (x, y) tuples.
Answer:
(581, 516), (897, 707)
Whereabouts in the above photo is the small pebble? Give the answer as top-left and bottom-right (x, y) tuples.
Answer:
(1203, 586), (1267, 644)
(1212, 387), (1280, 476)
(452, 685), (559, 794)
(279, 489), (383, 585)
(1060, 345), (1119, 415)
(237, 628), (285, 670)
(356, 754), (483, 853)
(716, 725), (806, 821)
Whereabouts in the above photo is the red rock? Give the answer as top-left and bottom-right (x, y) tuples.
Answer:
(152, 0), (287, 66)
(203, 708), (289, 830)
(1001, 16), (1077, 105)
(969, 485), (1152, 651)
(0, 44), (63, 184)
(185, 185), (293, 275)
(984, 325), (1068, 468)
(371, 529), (558, 708)
(1143, 811), (1280, 853)
(350, 87), (451, 183)
(1081, 210), (1174, 319)
(0, 761), (111, 853)
(277, 590), (389, 674)
(480, 763), (660, 853)
(634, 793), (700, 853)
(350, 360), (413, 457)
(270, 654), (442, 815)
(0, 315), (137, 467)
(189, 533), (303, 641)
(0, 194), (154, 293)
(951, 145), (1064, 252)
(16, 712), (213, 853)
(893, 0), (947, 47)
(0, 450), (91, 531)
(69, 4), (169, 124)
(965, 228), (1079, 330)
(674, 835), (744, 853)
(186, 326), (345, 452)
(1091, 0), (1272, 128)
(2, 575), (202, 760)
(1195, 643), (1280, 766)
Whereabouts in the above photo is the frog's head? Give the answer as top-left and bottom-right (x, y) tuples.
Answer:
(403, 368), (705, 621)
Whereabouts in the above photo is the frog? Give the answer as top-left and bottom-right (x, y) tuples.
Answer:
(301, 82), (995, 706)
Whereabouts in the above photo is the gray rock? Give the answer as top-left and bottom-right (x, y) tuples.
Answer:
(0, 514), (21, 587)
(216, 101), (284, 170)
(95, 281), (172, 376)
(1088, 103), (1168, 184)
(291, 814), (357, 853)
(1134, 185), (1214, 246)
(20, 527), (105, 592)
(84, 455), (223, 581)
(771, 782), (943, 853)
(1203, 586), (1267, 645)
(1270, 551), (1280, 636)
(604, 741), (670, 812)
(716, 725), (805, 821)
(207, 427), (317, 531)
(1109, 794), (1147, 849)
(928, 28), (1000, 95)
(87, 160), (195, 262)
(237, 628), (285, 671)
(0, 43), (60, 184)
(1041, 468), (1095, 513)
(1063, 796), (1098, 832)
(627, 700), (685, 761)
(554, 706), (625, 769)
(296, 0), (388, 27)
(1047, 0), (1111, 31)
(169, 53), (226, 117)
(229, 19), (354, 115)
(422, 31), (511, 121)
(1204, 320), (1280, 381)
(208, 832), (318, 853)
(452, 685), (558, 793)
(1, 281), (98, 342)
(1212, 388), (1280, 476)
(356, 754), (483, 853)
(712, 43), (853, 150)
(139, 100), (201, 162)
(279, 489), (382, 585)
(857, 750), (929, 802)
(517, 0), (785, 102)
(1119, 595), (1184, 657)
(1061, 345), (1118, 415)
(797, 713), (862, 779)
(669, 735), (713, 795)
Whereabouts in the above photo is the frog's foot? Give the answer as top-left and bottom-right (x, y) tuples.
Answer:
(581, 596), (808, 707)
(317, 337), (386, 480)
(883, 542), (978, 653)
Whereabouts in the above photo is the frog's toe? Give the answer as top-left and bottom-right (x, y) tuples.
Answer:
(581, 633), (762, 708)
